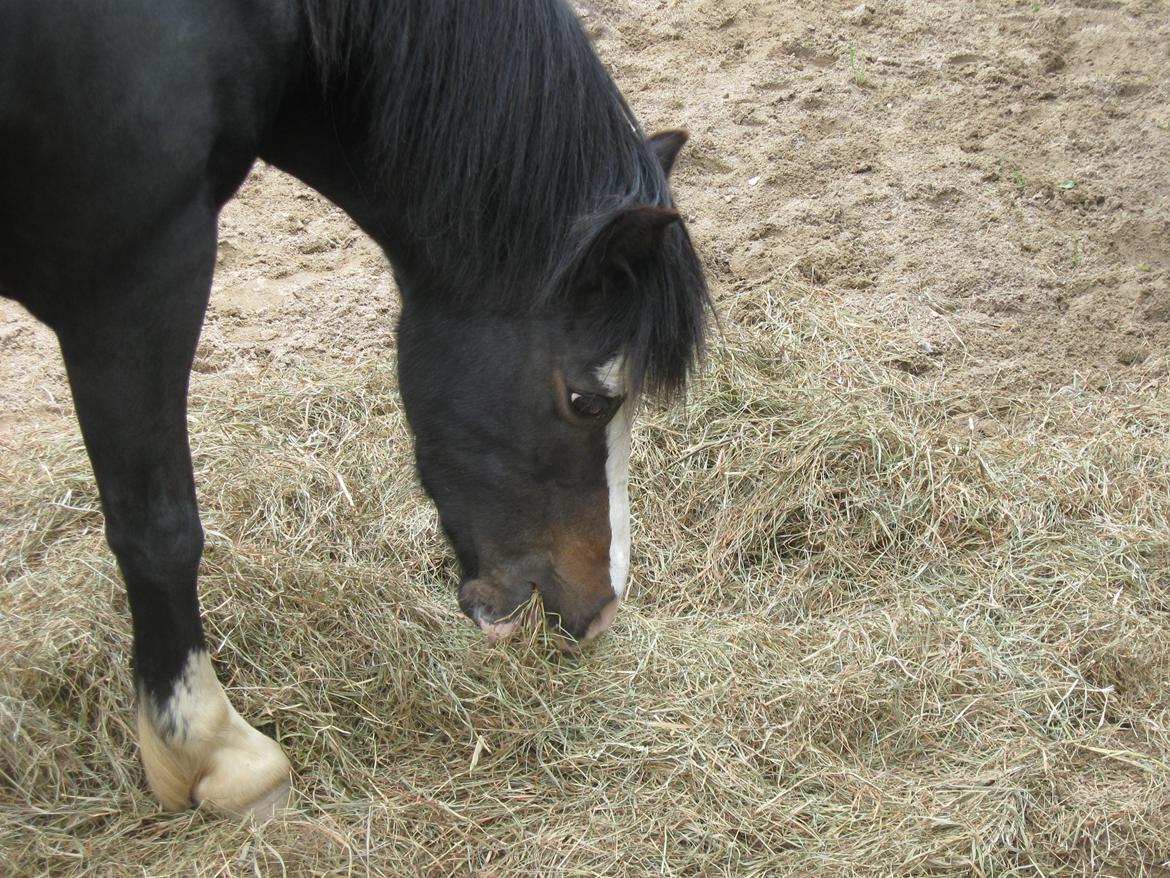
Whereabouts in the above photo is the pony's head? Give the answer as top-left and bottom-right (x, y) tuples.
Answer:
(397, 131), (707, 647)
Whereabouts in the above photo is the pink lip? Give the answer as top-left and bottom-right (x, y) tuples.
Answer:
(477, 615), (524, 643)
(583, 598), (619, 642)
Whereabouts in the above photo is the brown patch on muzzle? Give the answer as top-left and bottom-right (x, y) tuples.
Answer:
(458, 545), (618, 650)
(541, 525), (617, 646)
(459, 492), (619, 648)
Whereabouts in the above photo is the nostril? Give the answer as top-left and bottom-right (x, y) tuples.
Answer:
(460, 576), (540, 642)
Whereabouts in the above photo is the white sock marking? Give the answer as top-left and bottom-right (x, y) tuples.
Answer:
(138, 650), (291, 815)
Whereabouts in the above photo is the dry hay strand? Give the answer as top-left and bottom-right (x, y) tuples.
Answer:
(2, 280), (1168, 877)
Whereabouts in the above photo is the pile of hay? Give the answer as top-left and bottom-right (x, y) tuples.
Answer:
(2, 282), (1167, 876)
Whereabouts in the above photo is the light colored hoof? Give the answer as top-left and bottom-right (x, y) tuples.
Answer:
(189, 723), (293, 818)
(138, 651), (293, 818)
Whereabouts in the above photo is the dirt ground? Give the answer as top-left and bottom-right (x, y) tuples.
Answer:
(3, 3), (1169, 875)
(2, 0), (1168, 438)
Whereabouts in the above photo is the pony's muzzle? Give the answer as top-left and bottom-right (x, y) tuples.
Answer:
(558, 597), (620, 653)
(458, 575), (534, 640)
(458, 573), (619, 650)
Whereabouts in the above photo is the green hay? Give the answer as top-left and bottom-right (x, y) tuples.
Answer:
(2, 281), (1168, 877)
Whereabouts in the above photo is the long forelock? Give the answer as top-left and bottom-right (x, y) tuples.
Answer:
(300, 0), (709, 397)
(592, 220), (710, 401)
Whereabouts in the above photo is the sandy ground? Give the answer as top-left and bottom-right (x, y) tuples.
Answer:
(3, 0), (1169, 439)
(2, 2), (1169, 875)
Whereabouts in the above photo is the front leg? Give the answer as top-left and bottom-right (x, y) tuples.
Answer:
(137, 650), (291, 815)
(56, 204), (291, 816)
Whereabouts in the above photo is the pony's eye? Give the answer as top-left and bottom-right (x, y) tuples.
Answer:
(569, 391), (612, 419)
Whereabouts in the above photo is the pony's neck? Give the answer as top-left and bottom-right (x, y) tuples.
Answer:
(278, 0), (669, 307)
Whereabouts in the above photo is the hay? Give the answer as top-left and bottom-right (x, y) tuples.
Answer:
(2, 280), (1168, 877)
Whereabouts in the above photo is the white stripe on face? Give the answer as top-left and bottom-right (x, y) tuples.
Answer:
(597, 357), (631, 599)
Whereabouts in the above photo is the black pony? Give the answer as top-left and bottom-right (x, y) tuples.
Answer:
(0, 0), (708, 814)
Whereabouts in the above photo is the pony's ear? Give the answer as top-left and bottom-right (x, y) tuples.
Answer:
(605, 206), (681, 263)
(574, 207), (680, 292)
(648, 129), (689, 176)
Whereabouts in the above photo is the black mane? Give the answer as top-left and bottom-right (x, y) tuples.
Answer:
(300, 0), (709, 397)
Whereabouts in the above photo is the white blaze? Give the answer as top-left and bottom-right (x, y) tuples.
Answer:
(597, 357), (631, 599)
